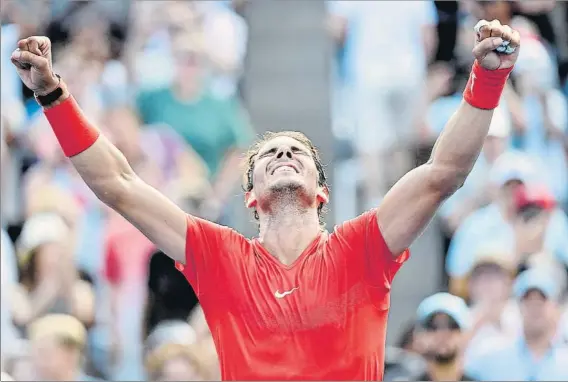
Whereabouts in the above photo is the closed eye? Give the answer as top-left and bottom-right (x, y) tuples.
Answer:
(291, 146), (308, 155)
(259, 148), (277, 158)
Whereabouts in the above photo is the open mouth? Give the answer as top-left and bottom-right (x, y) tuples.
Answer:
(270, 163), (299, 175)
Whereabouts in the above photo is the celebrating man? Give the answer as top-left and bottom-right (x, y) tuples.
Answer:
(11, 19), (520, 380)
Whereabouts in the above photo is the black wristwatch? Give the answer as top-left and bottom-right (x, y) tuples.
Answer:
(34, 74), (63, 106)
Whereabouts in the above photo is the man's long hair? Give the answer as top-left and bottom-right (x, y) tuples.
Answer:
(242, 131), (328, 226)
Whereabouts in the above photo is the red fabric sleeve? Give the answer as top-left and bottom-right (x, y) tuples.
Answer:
(330, 209), (410, 302)
(176, 215), (248, 296)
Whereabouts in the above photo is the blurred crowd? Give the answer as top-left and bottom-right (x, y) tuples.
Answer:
(1, 0), (567, 381)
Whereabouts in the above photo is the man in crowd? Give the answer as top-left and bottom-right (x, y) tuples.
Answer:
(11, 19), (521, 380)
(463, 253), (520, 358)
(28, 314), (98, 381)
(465, 268), (568, 380)
(414, 292), (475, 381)
(447, 151), (568, 296)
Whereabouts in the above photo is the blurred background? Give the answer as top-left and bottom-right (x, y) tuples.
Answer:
(1, 0), (567, 381)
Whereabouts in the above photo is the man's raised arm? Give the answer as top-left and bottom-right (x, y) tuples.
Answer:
(11, 36), (187, 263)
(377, 20), (521, 256)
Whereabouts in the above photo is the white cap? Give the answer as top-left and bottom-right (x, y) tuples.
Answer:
(489, 151), (537, 187)
(487, 107), (511, 138)
(512, 20), (557, 91)
(145, 320), (197, 356)
(16, 213), (69, 264)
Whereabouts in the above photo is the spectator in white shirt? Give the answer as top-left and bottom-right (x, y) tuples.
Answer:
(464, 254), (521, 359)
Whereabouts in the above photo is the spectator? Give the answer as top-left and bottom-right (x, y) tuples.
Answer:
(28, 314), (99, 381)
(144, 320), (205, 381)
(513, 183), (568, 270)
(136, 34), (254, 222)
(446, 151), (568, 296)
(103, 210), (155, 381)
(328, 0), (438, 208)
(465, 268), (568, 380)
(11, 213), (95, 331)
(144, 251), (197, 338)
(414, 293), (475, 381)
(198, 1), (248, 99)
(464, 254), (521, 358)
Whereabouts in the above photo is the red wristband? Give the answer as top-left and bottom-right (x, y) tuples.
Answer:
(463, 61), (513, 110)
(44, 96), (100, 157)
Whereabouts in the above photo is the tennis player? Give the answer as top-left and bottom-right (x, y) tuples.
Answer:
(11, 19), (520, 380)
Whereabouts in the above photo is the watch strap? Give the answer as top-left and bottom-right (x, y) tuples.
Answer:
(35, 74), (63, 106)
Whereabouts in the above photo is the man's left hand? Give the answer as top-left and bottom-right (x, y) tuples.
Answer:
(473, 19), (521, 70)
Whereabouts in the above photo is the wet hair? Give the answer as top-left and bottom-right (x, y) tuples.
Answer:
(242, 131), (328, 226)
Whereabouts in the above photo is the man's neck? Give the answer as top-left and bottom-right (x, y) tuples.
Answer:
(258, 205), (321, 266)
(524, 331), (553, 359)
(427, 360), (464, 381)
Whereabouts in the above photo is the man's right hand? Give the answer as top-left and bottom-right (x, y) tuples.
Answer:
(10, 36), (60, 96)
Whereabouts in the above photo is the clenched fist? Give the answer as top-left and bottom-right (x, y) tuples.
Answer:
(472, 19), (520, 70)
(10, 36), (59, 96)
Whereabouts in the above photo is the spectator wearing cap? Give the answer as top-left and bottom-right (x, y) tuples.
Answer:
(446, 151), (568, 296)
(144, 320), (207, 381)
(464, 253), (521, 359)
(10, 213), (95, 332)
(513, 184), (568, 270)
(414, 293), (475, 381)
(28, 314), (99, 381)
(439, 106), (512, 233)
(465, 268), (568, 381)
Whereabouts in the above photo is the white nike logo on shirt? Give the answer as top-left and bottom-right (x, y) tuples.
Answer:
(274, 287), (298, 299)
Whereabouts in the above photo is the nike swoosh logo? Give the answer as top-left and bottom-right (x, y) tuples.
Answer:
(274, 287), (298, 299)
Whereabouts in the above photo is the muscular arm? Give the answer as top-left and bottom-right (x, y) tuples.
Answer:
(377, 101), (494, 255)
(69, 135), (187, 263)
(377, 19), (519, 256)
(11, 37), (190, 265)
(49, 87), (187, 264)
